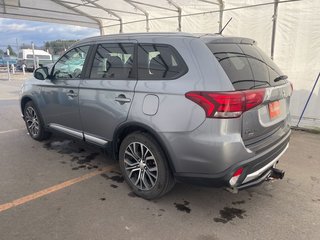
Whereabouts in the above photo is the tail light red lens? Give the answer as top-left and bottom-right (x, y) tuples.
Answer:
(185, 89), (265, 118)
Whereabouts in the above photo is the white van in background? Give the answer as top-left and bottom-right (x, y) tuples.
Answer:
(17, 49), (53, 72)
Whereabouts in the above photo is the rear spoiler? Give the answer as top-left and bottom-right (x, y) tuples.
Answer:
(200, 36), (256, 45)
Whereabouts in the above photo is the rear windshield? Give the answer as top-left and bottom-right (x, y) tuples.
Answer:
(206, 43), (286, 90)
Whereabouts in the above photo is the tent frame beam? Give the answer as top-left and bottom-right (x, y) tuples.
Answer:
(52, 0), (102, 34)
(103, 0), (299, 31)
(60, 0), (144, 16)
(1, 0), (6, 13)
(198, 1), (224, 33)
(0, 3), (100, 18)
(167, 0), (182, 32)
(85, 0), (123, 33)
(1, 12), (98, 27)
(124, 0), (150, 32)
(129, 1), (178, 12)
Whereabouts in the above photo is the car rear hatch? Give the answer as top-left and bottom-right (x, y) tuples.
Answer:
(205, 37), (292, 153)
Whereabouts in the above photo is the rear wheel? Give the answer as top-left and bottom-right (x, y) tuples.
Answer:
(119, 132), (175, 200)
(24, 101), (51, 141)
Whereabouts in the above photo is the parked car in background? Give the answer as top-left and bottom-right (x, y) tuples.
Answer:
(20, 33), (292, 199)
(0, 57), (17, 67)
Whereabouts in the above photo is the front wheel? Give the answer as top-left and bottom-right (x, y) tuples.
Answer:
(24, 101), (51, 141)
(119, 132), (175, 200)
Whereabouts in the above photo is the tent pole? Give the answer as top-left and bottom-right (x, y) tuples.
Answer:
(53, 0), (101, 31)
(271, 0), (279, 60)
(167, 0), (182, 32)
(125, 0), (150, 32)
(297, 72), (320, 128)
(218, 0), (224, 32)
(99, 20), (104, 35)
(86, 0), (123, 33)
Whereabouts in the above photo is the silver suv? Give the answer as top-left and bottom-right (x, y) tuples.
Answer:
(20, 33), (292, 199)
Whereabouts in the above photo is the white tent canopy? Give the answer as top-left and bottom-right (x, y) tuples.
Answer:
(1, 0), (319, 128)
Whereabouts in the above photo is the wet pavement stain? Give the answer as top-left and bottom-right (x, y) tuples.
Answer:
(100, 173), (110, 180)
(197, 234), (219, 240)
(77, 152), (100, 164)
(110, 184), (118, 188)
(110, 175), (124, 183)
(72, 165), (86, 170)
(43, 140), (80, 154)
(174, 201), (191, 213)
(214, 207), (246, 223)
(43, 139), (102, 171)
(232, 200), (245, 205)
(311, 176), (320, 183)
(100, 173), (124, 183)
(128, 192), (137, 198)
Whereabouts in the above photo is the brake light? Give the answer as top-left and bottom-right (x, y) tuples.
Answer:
(185, 89), (265, 118)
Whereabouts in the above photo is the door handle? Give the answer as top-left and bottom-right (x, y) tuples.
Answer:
(115, 94), (131, 104)
(67, 90), (78, 98)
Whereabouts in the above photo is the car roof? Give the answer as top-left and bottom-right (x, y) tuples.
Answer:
(72, 32), (255, 47)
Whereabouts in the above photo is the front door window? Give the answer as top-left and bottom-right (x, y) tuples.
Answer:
(52, 46), (90, 80)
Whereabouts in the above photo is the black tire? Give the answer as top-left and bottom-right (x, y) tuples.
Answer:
(23, 101), (51, 141)
(119, 132), (175, 200)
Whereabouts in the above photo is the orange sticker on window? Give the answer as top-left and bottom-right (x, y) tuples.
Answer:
(269, 101), (281, 119)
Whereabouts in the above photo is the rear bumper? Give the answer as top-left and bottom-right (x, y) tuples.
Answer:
(174, 129), (291, 188)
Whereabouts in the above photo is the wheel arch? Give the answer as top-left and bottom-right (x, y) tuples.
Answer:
(20, 95), (35, 115)
(112, 122), (176, 174)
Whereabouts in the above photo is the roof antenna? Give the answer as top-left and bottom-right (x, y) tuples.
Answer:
(219, 17), (232, 34)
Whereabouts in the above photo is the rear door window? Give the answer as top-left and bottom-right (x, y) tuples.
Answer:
(89, 43), (135, 80)
(207, 43), (285, 90)
(137, 44), (188, 80)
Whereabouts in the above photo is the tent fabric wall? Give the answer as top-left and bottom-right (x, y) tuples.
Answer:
(1, 0), (319, 128)
(275, 0), (320, 128)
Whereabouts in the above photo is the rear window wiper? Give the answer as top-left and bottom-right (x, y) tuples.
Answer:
(274, 75), (288, 82)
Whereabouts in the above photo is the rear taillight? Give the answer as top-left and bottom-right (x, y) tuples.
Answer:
(185, 89), (265, 118)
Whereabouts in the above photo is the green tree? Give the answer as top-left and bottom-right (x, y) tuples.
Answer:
(6, 45), (17, 56)
(0, 49), (4, 57)
(44, 40), (77, 55)
(20, 43), (33, 49)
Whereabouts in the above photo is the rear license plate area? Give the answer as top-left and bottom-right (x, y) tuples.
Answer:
(268, 100), (281, 119)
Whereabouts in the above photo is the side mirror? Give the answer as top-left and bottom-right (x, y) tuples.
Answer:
(34, 67), (49, 80)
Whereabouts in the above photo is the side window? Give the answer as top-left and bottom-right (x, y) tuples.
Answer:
(90, 43), (134, 80)
(138, 44), (188, 80)
(254, 46), (285, 86)
(208, 43), (255, 90)
(238, 44), (270, 88)
(52, 46), (90, 80)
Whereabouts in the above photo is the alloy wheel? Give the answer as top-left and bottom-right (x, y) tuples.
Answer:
(124, 142), (158, 190)
(25, 106), (40, 137)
